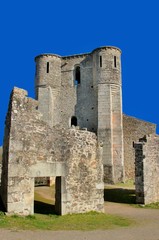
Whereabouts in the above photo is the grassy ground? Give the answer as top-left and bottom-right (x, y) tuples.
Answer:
(0, 211), (134, 231)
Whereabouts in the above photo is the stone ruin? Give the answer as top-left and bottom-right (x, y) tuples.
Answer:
(1, 45), (159, 216)
(0, 88), (104, 215)
(1, 87), (159, 216)
(134, 134), (159, 205)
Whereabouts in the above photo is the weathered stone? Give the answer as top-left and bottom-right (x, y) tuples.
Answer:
(123, 114), (156, 180)
(1, 87), (104, 215)
(134, 135), (159, 205)
(0, 46), (158, 215)
(35, 46), (124, 184)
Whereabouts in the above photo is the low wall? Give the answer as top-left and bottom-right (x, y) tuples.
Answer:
(123, 114), (156, 180)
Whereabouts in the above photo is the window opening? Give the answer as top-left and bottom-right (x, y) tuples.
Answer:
(114, 56), (117, 68)
(75, 66), (80, 85)
(47, 62), (49, 73)
(71, 116), (77, 126)
(100, 56), (102, 67)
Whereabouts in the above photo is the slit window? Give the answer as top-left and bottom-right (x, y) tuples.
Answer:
(47, 62), (49, 73)
(114, 56), (117, 68)
(100, 56), (102, 67)
(75, 66), (81, 85)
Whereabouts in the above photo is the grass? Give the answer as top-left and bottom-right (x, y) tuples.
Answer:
(0, 211), (134, 231)
(116, 179), (135, 189)
(138, 202), (159, 209)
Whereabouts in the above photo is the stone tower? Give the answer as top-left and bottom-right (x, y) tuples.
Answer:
(92, 47), (124, 183)
(35, 54), (61, 127)
(35, 46), (124, 183)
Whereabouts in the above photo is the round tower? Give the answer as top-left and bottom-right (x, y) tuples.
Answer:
(35, 54), (61, 98)
(34, 54), (61, 126)
(92, 46), (124, 184)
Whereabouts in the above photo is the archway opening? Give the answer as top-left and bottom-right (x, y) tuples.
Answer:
(34, 176), (62, 215)
(71, 116), (77, 126)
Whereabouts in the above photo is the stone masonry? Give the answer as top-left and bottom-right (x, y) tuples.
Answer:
(123, 114), (156, 180)
(0, 45), (158, 214)
(134, 135), (159, 205)
(35, 46), (124, 184)
(34, 46), (156, 183)
(1, 87), (104, 215)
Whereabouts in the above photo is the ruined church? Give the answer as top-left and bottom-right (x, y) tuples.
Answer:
(0, 46), (158, 216)
(34, 46), (156, 183)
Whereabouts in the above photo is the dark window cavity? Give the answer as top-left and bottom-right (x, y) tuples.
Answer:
(75, 66), (81, 85)
(47, 62), (49, 73)
(100, 56), (102, 67)
(71, 116), (77, 126)
(114, 56), (117, 68)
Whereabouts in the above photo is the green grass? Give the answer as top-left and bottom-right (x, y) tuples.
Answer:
(0, 211), (134, 231)
(138, 202), (159, 209)
(115, 179), (135, 188)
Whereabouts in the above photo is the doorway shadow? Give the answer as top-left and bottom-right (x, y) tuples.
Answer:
(0, 195), (5, 212)
(34, 201), (56, 215)
(104, 188), (136, 204)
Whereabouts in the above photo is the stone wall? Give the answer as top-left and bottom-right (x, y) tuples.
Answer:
(134, 135), (159, 205)
(123, 114), (156, 180)
(1, 87), (104, 215)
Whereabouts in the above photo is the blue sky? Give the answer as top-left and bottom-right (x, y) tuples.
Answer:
(0, 0), (159, 145)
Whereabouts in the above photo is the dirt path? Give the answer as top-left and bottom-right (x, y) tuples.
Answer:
(1, 187), (159, 240)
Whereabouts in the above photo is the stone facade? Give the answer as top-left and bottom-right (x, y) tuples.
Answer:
(123, 114), (156, 180)
(1, 88), (104, 215)
(35, 46), (124, 184)
(134, 135), (159, 205)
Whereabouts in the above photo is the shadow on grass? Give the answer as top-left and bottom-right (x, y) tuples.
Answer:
(104, 188), (136, 204)
(34, 201), (56, 215)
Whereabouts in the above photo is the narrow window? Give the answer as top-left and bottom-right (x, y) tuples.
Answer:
(71, 116), (77, 126)
(114, 56), (117, 68)
(100, 56), (102, 67)
(47, 62), (49, 73)
(75, 66), (80, 85)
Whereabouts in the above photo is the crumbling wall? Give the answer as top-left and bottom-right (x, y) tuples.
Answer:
(1, 87), (104, 215)
(134, 134), (159, 204)
(123, 114), (156, 180)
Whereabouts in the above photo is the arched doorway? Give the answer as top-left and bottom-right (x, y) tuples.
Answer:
(71, 116), (77, 126)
